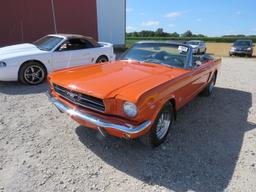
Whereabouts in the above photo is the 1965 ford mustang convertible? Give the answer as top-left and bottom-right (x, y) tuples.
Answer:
(47, 41), (221, 147)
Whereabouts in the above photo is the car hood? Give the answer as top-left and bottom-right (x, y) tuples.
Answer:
(0, 43), (46, 60)
(49, 61), (189, 102)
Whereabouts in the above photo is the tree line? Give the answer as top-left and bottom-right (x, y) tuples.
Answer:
(126, 28), (256, 38)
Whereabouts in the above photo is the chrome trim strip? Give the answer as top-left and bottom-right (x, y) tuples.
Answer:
(47, 92), (152, 135)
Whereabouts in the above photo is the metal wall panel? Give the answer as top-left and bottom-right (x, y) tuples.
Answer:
(0, 0), (98, 46)
(54, 0), (98, 40)
(96, 0), (126, 46)
(0, 0), (55, 46)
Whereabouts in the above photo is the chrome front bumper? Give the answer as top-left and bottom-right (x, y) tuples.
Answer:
(48, 93), (152, 135)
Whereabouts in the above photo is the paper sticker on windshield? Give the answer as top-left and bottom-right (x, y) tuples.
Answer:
(178, 46), (188, 53)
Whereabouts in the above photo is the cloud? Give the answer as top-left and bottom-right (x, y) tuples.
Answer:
(252, 28), (256, 32)
(168, 24), (175, 27)
(140, 12), (146, 16)
(142, 21), (160, 27)
(126, 26), (135, 32)
(196, 18), (203, 22)
(126, 8), (134, 13)
(164, 11), (184, 18)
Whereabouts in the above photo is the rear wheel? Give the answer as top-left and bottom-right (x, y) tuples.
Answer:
(140, 102), (174, 148)
(200, 73), (216, 97)
(96, 56), (109, 63)
(19, 61), (47, 85)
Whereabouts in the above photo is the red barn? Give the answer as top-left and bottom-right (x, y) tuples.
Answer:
(0, 0), (126, 46)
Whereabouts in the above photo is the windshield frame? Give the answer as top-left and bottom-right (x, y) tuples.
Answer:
(119, 42), (192, 69)
(33, 35), (65, 51)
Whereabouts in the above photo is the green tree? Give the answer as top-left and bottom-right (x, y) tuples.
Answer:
(182, 30), (193, 37)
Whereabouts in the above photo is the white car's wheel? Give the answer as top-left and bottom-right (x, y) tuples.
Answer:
(19, 62), (47, 85)
(96, 56), (109, 63)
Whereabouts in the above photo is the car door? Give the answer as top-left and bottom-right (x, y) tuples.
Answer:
(51, 38), (94, 71)
(178, 56), (212, 104)
(169, 55), (212, 109)
(190, 56), (213, 91)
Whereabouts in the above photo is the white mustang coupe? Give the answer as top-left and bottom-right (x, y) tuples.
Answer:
(0, 34), (115, 85)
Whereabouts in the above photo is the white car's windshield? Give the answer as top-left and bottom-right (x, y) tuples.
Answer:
(188, 41), (200, 45)
(33, 36), (63, 51)
(234, 41), (251, 47)
(120, 43), (189, 69)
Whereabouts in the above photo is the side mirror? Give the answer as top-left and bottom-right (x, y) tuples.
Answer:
(195, 60), (202, 67)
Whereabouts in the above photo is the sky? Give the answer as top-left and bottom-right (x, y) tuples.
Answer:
(126, 0), (256, 36)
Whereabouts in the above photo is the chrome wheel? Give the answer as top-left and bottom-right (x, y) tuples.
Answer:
(156, 111), (171, 140)
(24, 65), (45, 85)
(96, 56), (108, 63)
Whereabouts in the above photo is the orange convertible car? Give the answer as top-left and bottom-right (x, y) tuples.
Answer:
(47, 41), (221, 147)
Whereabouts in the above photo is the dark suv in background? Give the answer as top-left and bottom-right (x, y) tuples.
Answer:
(229, 40), (254, 57)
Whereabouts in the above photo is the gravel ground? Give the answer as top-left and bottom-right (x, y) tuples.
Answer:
(0, 57), (256, 192)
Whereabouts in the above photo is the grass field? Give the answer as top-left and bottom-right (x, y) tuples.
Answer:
(125, 40), (255, 57)
(206, 43), (232, 57)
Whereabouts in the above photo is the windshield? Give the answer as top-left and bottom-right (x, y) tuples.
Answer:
(33, 36), (63, 51)
(234, 41), (251, 47)
(188, 41), (200, 45)
(120, 43), (189, 69)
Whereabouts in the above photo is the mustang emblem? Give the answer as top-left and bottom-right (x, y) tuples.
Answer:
(66, 91), (80, 100)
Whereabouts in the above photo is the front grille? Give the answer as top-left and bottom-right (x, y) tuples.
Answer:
(53, 84), (105, 112)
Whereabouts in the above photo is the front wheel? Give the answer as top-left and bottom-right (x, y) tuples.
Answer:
(140, 102), (174, 148)
(19, 62), (47, 85)
(96, 56), (109, 63)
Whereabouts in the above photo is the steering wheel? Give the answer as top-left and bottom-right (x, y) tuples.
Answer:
(166, 57), (184, 67)
(153, 51), (169, 60)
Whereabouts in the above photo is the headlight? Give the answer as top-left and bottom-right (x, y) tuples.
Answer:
(123, 102), (138, 117)
(247, 47), (252, 51)
(230, 47), (235, 51)
(0, 62), (6, 67)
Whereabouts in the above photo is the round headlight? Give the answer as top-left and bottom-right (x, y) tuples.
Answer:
(123, 102), (138, 117)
